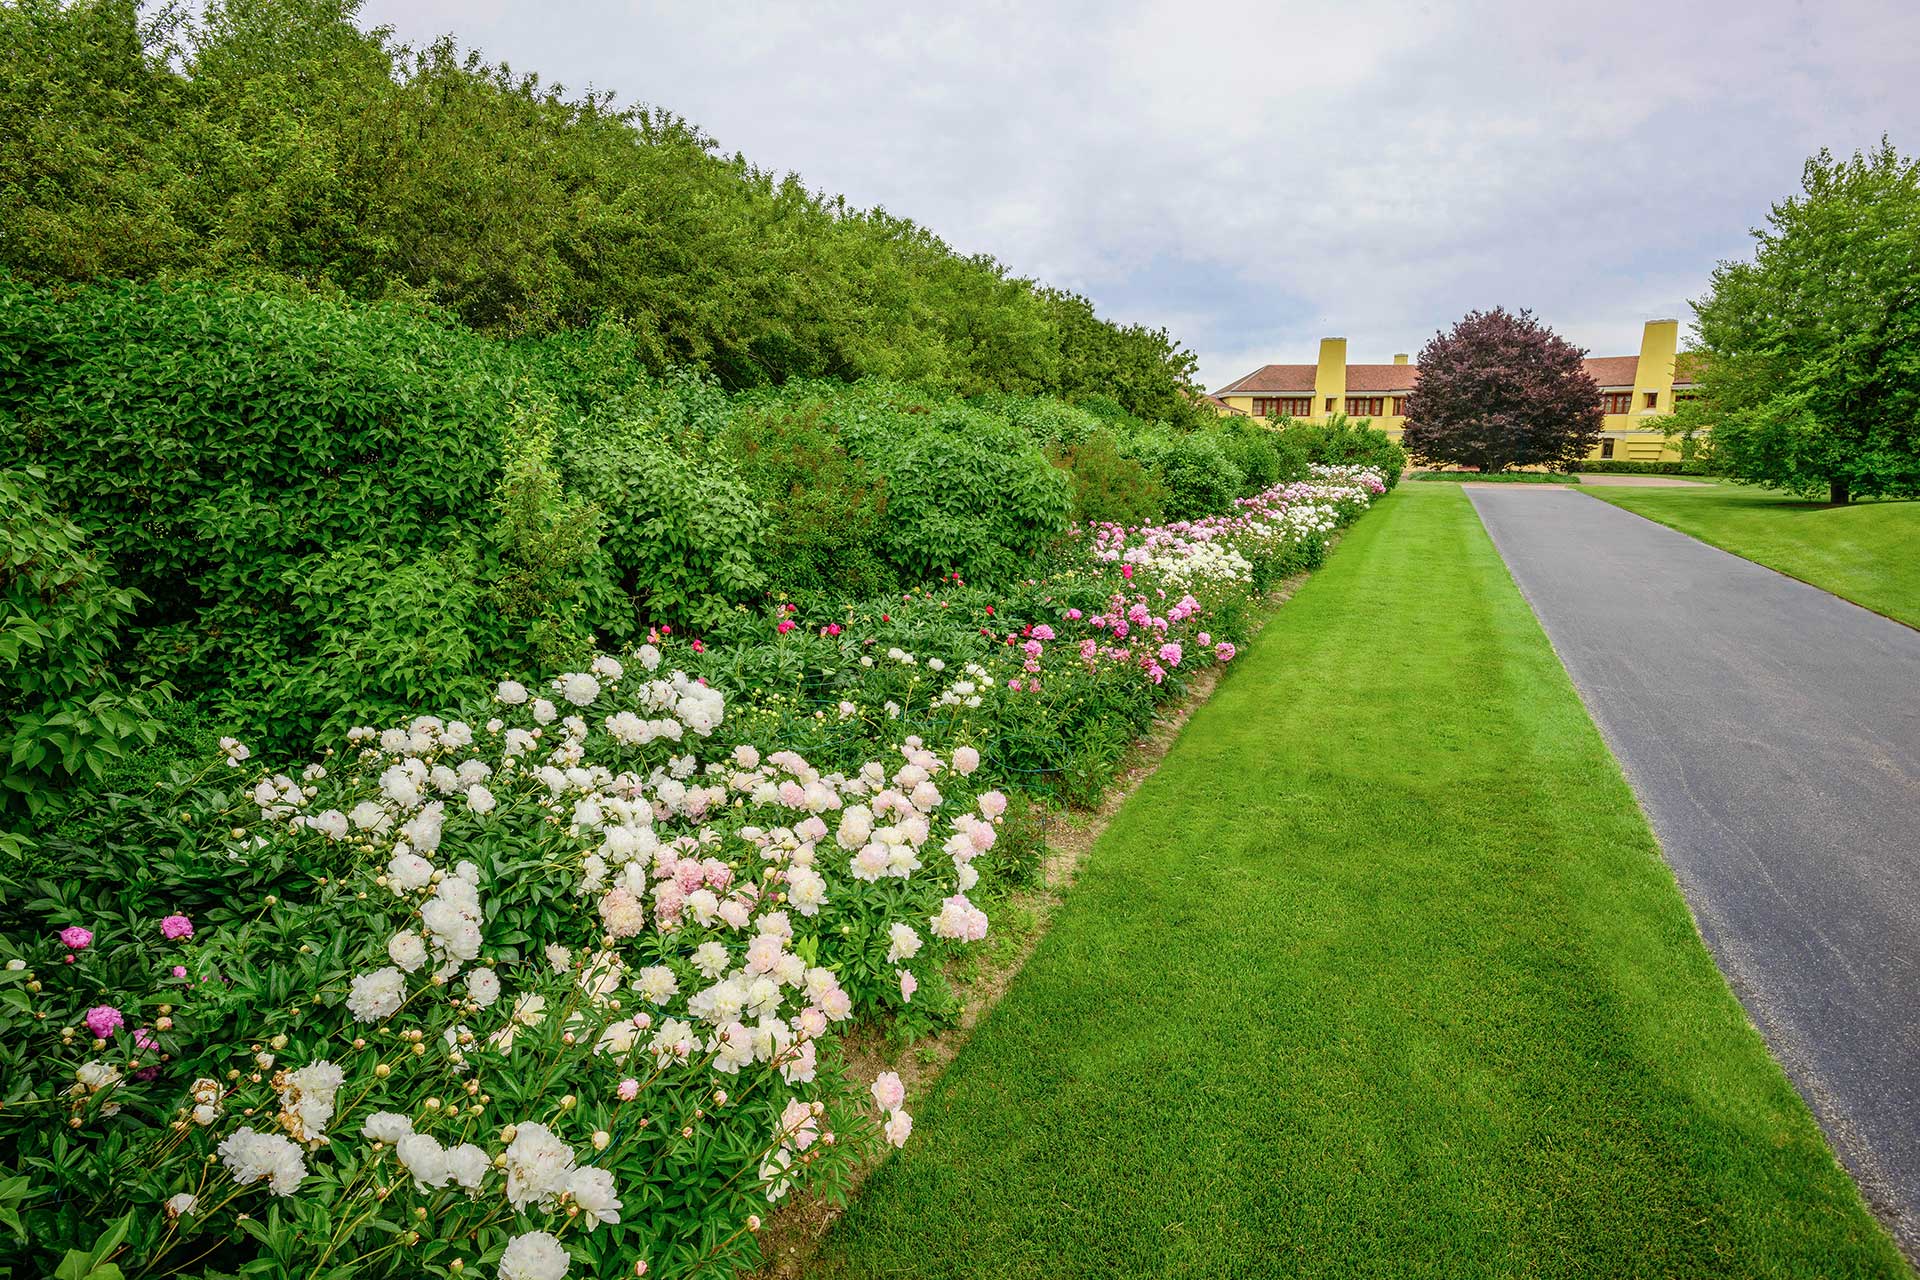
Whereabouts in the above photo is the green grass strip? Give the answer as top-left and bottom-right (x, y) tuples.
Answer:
(812, 485), (1905, 1279)
(1412, 470), (1578, 483)
(1582, 482), (1920, 629)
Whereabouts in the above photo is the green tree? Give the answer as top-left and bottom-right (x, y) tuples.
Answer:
(0, 0), (1203, 419)
(1682, 140), (1920, 504)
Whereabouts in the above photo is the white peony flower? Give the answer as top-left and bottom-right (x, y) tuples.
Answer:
(218, 1127), (307, 1195)
(503, 1122), (575, 1209)
(560, 673), (602, 706)
(387, 930), (428, 973)
(466, 967), (501, 1008)
(445, 1142), (489, 1191)
(346, 967), (406, 1022)
(396, 1132), (451, 1188)
(361, 1111), (414, 1143)
(566, 1166), (622, 1231)
(498, 1230), (569, 1280)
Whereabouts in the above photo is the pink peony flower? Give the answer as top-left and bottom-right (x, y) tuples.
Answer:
(617, 1078), (640, 1101)
(161, 914), (194, 941)
(871, 1071), (906, 1112)
(171, 965), (188, 978)
(1158, 643), (1183, 667)
(776, 620), (796, 634)
(1214, 641), (1237, 662)
(59, 926), (93, 951)
(1064, 608), (1083, 621)
(84, 1005), (124, 1039)
(898, 969), (918, 1003)
(134, 1027), (159, 1051)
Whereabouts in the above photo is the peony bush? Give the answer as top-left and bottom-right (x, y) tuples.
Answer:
(2, 656), (1002, 1279)
(0, 466), (1387, 1279)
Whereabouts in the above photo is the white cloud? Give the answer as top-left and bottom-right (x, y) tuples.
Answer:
(359, 0), (1920, 389)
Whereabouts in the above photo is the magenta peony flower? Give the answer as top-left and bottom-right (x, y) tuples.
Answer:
(84, 1005), (124, 1039)
(59, 926), (93, 951)
(161, 914), (194, 941)
(171, 965), (188, 978)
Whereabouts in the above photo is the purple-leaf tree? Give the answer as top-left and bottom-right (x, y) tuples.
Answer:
(1402, 308), (1603, 472)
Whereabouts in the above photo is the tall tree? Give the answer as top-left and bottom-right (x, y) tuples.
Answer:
(1680, 140), (1920, 504)
(1401, 308), (1601, 472)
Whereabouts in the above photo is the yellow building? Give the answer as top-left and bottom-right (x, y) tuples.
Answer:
(1212, 320), (1696, 462)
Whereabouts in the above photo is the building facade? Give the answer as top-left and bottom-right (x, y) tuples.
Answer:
(1213, 320), (1696, 462)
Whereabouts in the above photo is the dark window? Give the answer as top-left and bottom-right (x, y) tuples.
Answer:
(1253, 396), (1314, 418)
(1326, 397), (1336, 413)
(1345, 396), (1383, 416)
(1390, 396), (1407, 416)
(1644, 391), (1659, 409)
(1600, 438), (1615, 459)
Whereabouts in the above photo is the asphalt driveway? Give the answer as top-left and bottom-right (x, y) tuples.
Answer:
(1466, 486), (1920, 1251)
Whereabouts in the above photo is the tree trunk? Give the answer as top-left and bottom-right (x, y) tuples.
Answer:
(1829, 477), (1851, 505)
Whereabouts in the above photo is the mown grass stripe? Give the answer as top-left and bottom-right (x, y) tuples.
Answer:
(810, 484), (1904, 1279)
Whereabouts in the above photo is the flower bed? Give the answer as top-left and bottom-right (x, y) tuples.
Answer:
(0, 467), (1387, 1279)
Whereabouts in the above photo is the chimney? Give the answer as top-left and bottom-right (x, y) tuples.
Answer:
(1314, 338), (1348, 418)
(1393, 353), (1409, 365)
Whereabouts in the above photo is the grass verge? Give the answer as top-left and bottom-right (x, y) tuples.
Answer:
(808, 484), (1906, 1279)
(1412, 470), (1578, 483)
(1583, 482), (1919, 628)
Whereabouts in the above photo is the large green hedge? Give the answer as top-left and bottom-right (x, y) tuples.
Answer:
(0, 0), (1204, 423)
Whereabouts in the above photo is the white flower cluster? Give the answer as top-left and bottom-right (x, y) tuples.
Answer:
(217, 1127), (307, 1195)
(179, 653), (1002, 1270)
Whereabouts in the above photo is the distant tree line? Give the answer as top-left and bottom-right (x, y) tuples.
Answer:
(0, 0), (1203, 422)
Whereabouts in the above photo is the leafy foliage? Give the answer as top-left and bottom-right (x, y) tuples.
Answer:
(1401, 308), (1602, 473)
(0, 469), (161, 817)
(1275, 416), (1408, 488)
(1677, 140), (1920, 504)
(0, 0), (1203, 420)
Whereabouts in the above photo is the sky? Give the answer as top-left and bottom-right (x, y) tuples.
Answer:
(358, 0), (1920, 391)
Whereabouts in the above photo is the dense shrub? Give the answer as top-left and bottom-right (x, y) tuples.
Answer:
(1568, 458), (1716, 475)
(0, 281), (513, 711)
(558, 422), (768, 632)
(1215, 418), (1286, 493)
(0, 0), (1205, 421)
(859, 407), (1072, 581)
(720, 404), (894, 603)
(1049, 430), (1170, 526)
(0, 468), (161, 817)
(1276, 416), (1409, 488)
(1130, 430), (1245, 517)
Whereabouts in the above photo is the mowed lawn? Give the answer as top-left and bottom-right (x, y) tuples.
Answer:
(1583, 482), (1920, 628)
(809, 485), (1905, 1279)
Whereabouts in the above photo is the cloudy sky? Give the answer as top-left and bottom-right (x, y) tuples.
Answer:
(359, 0), (1919, 390)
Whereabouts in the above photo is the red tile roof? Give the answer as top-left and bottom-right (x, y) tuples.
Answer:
(1216, 364), (1319, 394)
(1219, 352), (1693, 396)
(1581, 356), (1640, 388)
(1346, 364), (1419, 392)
